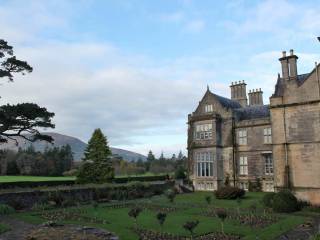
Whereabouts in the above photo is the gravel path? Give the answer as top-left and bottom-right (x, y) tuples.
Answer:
(0, 216), (36, 240)
(277, 217), (320, 240)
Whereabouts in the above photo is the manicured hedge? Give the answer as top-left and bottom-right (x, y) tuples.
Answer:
(113, 175), (167, 184)
(0, 180), (75, 189)
(0, 175), (168, 189)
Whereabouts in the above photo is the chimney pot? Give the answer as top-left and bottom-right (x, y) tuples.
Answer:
(282, 51), (287, 57)
(290, 49), (294, 56)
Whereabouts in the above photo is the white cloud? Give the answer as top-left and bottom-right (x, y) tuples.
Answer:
(0, 39), (219, 155)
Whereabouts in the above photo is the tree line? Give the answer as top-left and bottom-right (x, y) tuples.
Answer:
(112, 150), (187, 178)
(0, 145), (73, 176)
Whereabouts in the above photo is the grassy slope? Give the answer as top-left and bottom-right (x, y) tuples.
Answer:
(15, 192), (307, 240)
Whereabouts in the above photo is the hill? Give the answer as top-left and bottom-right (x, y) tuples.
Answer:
(0, 132), (146, 162)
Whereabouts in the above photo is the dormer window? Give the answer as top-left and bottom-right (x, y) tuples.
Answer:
(205, 104), (213, 113)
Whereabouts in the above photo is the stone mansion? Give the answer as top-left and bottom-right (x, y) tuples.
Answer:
(187, 50), (320, 204)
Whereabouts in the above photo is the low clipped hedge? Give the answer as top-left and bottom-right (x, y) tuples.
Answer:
(0, 175), (168, 189)
(214, 186), (245, 199)
(0, 180), (75, 189)
(113, 175), (167, 184)
(262, 190), (299, 213)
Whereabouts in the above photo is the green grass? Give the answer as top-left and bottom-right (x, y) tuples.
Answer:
(13, 192), (309, 240)
(0, 172), (167, 183)
(0, 223), (10, 234)
(0, 176), (75, 183)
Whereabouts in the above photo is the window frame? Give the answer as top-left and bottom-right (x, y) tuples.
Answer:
(195, 152), (214, 177)
(205, 104), (213, 113)
(239, 156), (248, 175)
(238, 129), (247, 145)
(263, 127), (272, 144)
(194, 123), (213, 140)
(264, 154), (273, 175)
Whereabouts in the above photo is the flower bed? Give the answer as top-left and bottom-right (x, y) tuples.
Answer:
(133, 228), (241, 240)
(26, 224), (118, 240)
(35, 208), (109, 225)
(203, 208), (278, 228)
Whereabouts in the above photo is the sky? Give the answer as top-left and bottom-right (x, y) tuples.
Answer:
(0, 0), (320, 157)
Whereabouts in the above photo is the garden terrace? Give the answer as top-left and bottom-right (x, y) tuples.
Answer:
(4, 191), (315, 240)
(0, 181), (173, 209)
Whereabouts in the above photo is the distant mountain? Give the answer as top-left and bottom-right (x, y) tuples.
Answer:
(0, 132), (147, 162)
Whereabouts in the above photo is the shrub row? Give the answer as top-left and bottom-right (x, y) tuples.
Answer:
(0, 181), (173, 210)
(0, 175), (168, 189)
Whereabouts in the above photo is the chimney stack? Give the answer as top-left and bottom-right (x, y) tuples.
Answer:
(248, 88), (263, 106)
(279, 49), (298, 80)
(230, 80), (247, 107)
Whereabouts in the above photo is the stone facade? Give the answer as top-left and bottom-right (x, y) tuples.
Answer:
(187, 49), (320, 204)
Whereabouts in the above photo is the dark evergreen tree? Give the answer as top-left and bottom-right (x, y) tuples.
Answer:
(146, 150), (155, 162)
(178, 151), (184, 160)
(77, 128), (114, 183)
(0, 39), (54, 144)
(159, 151), (165, 161)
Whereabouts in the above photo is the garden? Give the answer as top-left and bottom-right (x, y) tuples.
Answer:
(1, 189), (318, 240)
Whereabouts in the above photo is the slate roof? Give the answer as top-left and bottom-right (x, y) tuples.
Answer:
(297, 73), (310, 86)
(211, 92), (242, 109)
(234, 105), (270, 121)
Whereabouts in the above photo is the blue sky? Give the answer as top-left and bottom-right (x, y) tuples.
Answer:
(1, 0), (320, 157)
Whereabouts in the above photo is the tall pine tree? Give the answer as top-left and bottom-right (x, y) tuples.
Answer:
(77, 129), (114, 183)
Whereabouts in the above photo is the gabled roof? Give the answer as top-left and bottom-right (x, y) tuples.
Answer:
(273, 73), (310, 97)
(211, 92), (242, 109)
(297, 73), (310, 86)
(234, 105), (270, 121)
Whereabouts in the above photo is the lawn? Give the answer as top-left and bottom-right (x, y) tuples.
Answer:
(0, 173), (166, 183)
(0, 176), (75, 183)
(13, 192), (308, 240)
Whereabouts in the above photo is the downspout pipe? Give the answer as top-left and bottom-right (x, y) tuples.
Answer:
(232, 117), (237, 187)
(316, 62), (320, 98)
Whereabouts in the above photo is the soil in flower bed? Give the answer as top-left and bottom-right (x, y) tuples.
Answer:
(104, 202), (179, 213)
(26, 224), (118, 240)
(133, 228), (241, 240)
(35, 209), (109, 224)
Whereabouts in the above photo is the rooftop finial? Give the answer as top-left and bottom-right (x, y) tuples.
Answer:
(207, 84), (210, 91)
